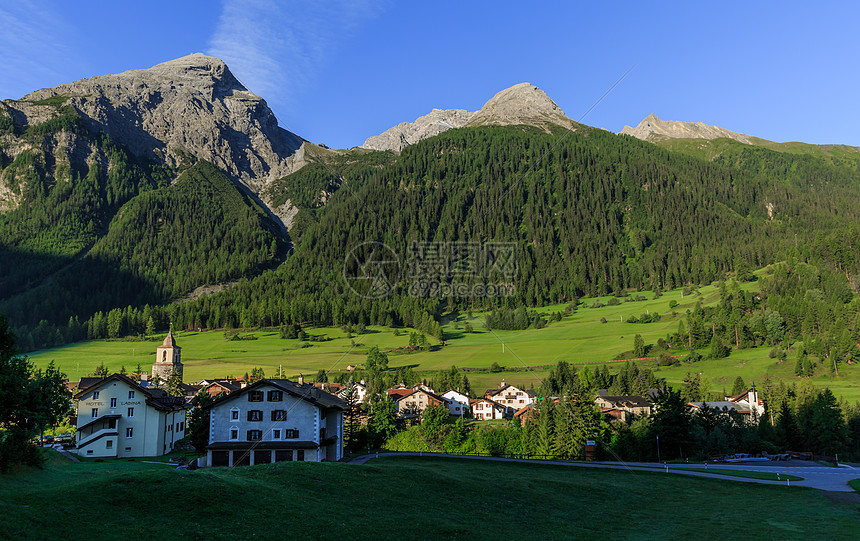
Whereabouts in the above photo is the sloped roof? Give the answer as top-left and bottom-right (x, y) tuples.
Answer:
(206, 378), (347, 411)
(74, 373), (188, 411)
(160, 330), (179, 348)
(597, 395), (653, 408)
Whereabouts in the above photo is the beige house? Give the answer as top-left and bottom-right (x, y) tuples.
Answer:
(390, 388), (449, 419)
(484, 382), (536, 415)
(73, 374), (189, 458)
(594, 395), (653, 421)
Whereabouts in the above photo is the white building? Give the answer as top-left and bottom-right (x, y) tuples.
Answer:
(203, 379), (347, 467)
(470, 397), (506, 420)
(337, 380), (367, 404)
(484, 382), (536, 415)
(441, 390), (470, 416)
(73, 374), (189, 458)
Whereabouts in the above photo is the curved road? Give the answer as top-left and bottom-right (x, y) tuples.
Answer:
(349, 452), (859, 493)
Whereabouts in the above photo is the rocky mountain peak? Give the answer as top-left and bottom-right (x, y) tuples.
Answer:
(620, 113), (754, 145)
(466, 82), (574, 130)
(361, 82), (575, 152)
(6, 53), (306, 195)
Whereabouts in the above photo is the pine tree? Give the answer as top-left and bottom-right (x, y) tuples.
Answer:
(633, 334), (646, 358)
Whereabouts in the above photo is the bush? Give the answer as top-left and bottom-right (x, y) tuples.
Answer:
(668, 300), (678, 309)
(600, 317), (607, 324)
(607, 297), (620, 306)
(490, 362), (503, 373)
(658, 353), (677, 366)
(590, 300), (605, 309)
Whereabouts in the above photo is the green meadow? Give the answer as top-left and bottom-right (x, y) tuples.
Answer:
(1, 451), (857, 539)
(28, 272), (860, 400)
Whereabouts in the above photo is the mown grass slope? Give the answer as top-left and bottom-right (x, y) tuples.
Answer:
(1, 452), (857, 540)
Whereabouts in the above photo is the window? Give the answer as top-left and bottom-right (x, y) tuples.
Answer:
(93, 391), (99, 400)
(128, 390), (135, 399)
(125, 447), (131, 452)
(106, 440), (113, 449)
(268, 390), (283, 402)
(180, 422), (185, 432)
(248, 390), (264, 402)
(272, 429), (281, 439)
(230, 428), (238, 440)
(247, 410), (263, 422)
(297, 450), (305, 461)
(127, 407), (134, 417)
(87, 450), (94, 455)
(175, 423), (180, 432)
(91, 408), (98, 418)
(162, 351), (167, 362)
(247, 430), (262, 441)
(285, 429), (299, 439)
(110, 397), (117, 408)
(271, 410), (286, 421)
(231, 408), (239, 420)
(126, 428), (133, 438)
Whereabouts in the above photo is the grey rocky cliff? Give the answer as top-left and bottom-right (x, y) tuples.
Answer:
(363, 109), (473, 152)
(6, 53), (307, 194)
(620, 113), (754, 144)
(361, 83), (575, 152)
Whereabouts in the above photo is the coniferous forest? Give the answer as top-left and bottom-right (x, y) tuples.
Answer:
(2, 106), (860, 357)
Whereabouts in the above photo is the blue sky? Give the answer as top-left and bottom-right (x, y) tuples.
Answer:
(1, 1), (858, 148)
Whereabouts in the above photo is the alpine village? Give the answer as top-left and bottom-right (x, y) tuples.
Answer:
(3, 52), (860, 538)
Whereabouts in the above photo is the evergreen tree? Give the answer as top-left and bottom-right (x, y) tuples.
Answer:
(731, 376), (746, 396)
(633, 334), (646, 358)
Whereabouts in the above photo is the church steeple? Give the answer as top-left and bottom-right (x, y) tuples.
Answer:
(152, 324), (183, 384)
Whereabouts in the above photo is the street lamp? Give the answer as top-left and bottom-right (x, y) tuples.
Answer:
(656, 435), (661, 463)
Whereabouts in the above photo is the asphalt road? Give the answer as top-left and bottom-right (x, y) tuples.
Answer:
(349, 452), (860, 492)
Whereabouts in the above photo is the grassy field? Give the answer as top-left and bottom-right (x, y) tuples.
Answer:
(1, 451), (857, 539)
(28, 272), (860, 400)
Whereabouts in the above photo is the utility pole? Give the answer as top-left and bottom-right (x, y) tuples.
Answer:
(656, 435), (661, 463)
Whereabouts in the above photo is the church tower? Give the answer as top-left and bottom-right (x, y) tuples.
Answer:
(152, 325), (183, 384)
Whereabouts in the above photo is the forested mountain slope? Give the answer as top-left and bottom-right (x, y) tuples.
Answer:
(1, 160), (284, 343)
(122, 124), (860, 345)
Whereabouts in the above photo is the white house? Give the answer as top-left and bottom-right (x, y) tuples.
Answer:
(202, 379), (347, 467)
(484, 382), (536, 415)
(73, 374), (189, 458)
(688, 389), (766, 425)
(470, 397), (506, 420)
(441, 390), (470, 416)
(337, 380), (367, 404)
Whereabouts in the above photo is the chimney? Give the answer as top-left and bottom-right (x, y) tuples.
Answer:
(298, 374), (304, 385)
(499, 379), (506, 388)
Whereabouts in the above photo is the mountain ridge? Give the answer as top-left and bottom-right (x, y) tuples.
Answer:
(619, 113), (756, 144)
(362, 83), (576, 152)
(4, 53), (308, 195)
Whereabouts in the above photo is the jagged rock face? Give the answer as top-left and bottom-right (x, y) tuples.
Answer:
(362, 108), (473, 152)
(6, 53), (305, 193)
(361, 82), (575, 152)
(620, 113), (754, 145)
(466, 82), (575, 130)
